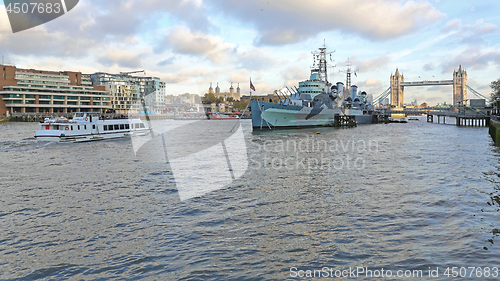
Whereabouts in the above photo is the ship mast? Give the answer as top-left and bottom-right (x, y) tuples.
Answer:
(346, 58), (352, 91)
(339, 58), (359, 96)
(311, 42), (335, 85)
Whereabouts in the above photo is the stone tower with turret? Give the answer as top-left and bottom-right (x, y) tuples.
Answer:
(390, 68), (404, 108)
(453, 65), (467, 106)
(208, 82), (214, 95)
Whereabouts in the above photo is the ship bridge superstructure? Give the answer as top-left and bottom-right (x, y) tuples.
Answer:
(297, 46), (335, 100)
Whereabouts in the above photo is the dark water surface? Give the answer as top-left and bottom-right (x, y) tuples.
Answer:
(1, 118), (500, 280)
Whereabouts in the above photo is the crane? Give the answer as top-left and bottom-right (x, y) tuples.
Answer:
(119, 70), (146, 75)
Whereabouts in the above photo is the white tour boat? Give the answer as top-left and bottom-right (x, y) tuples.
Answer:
(35, 112), (150, 142)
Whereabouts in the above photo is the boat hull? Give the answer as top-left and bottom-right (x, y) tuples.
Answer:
(35, 130), (150, 142)
(251, 100), (341, 129)
(343, 109), (373, 124)
(35, 116), (150, 142)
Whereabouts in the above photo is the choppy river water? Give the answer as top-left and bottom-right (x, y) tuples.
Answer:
(1, 118), (500, 280)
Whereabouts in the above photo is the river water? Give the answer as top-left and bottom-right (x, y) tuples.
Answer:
(1, 117), (500, 280)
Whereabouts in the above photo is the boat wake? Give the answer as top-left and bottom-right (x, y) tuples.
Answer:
(0, 138), (55, 152)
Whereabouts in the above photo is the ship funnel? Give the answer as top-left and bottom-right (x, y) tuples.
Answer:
(337, 82), (344, 100)
(351, 85), (358, 101)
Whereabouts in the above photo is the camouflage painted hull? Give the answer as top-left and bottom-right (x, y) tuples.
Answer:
(251, 100), (341, 129)
(343, 109), (373, 124)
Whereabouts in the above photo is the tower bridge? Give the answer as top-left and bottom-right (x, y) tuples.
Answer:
(389, 65), (467, 107)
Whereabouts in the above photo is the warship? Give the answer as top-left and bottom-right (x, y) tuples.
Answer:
(250, 46), (373, 130)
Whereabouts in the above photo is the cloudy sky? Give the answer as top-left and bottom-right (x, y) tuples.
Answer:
(1, 0), (499, 105)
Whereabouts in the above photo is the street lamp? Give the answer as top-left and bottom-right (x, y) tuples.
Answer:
(496, 98), (500, 116)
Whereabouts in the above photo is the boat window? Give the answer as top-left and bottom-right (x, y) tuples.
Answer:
(71, 126), (73, 130)
(125, 124), (130, 129)
(120, 124), (125, 130)
(78, 125), (80, 130)
(140, 123), (145, 128)
(103, 125), (108, 131)
(114, 124), (119, 130)
(84, 125), (87, 130)
(93, 125), (95, 130)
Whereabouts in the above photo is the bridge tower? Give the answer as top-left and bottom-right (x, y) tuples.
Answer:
(453, 65), (467, 106)
(390, 68), (404, 107)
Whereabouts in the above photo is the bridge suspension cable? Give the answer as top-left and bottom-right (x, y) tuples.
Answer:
(466, 84), (491, 103)
(371, 87), (391, 105)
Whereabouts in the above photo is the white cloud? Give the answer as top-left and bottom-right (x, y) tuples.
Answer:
(351, 55), (390, 72)
(159, 68), (210, 84)
(228, 70), (252, 85)
(166, 26), (236, 63)
(281, 65), (309, 88)
(364, 78), (383, 86)
(356, 78), (385, 97)
(237, 47), (281, 70)
(98, 49), (144, 69)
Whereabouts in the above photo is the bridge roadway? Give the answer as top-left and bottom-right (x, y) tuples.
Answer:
(400, 80), (453, 87)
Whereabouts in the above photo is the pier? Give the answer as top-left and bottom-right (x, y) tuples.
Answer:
(334, 115), (356, 127)
(425, 107), (490, 127)
(427, 113), (490, 127)
(374, 106), (491, 127)
(372, 113), (389, 124)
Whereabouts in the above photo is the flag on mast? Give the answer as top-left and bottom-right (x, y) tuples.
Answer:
(250, 79), (256, 91)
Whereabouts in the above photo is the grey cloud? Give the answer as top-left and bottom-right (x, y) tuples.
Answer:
(158, 57), (176, 66)
(440, 46), (500, 74)
(4, 0), (213, 58)
(442, 19), (500, 46)
(49, 0), (213, 36)
(211, 0), (445, 45)
(423, 63), (435, 71)
(0, 29), (97, 57)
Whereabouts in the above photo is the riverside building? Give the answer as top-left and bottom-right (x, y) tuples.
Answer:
(90, 72), (166, 114)
(0, 65), (112, 115)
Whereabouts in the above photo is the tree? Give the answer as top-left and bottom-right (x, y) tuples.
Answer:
(203, 93), (217, 102)
(232, 100), (249, 111)
(490, 78), (500, 102)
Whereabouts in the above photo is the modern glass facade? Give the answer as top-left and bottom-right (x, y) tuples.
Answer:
(0, 66), (112, 115)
